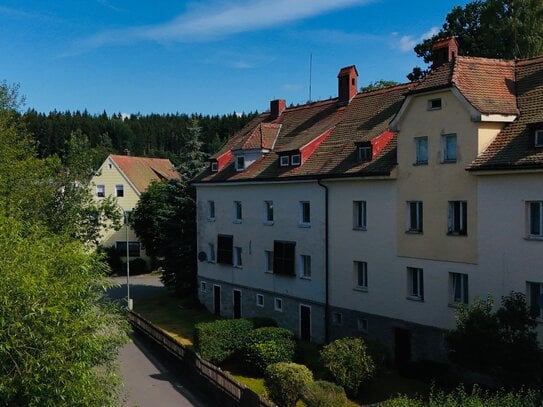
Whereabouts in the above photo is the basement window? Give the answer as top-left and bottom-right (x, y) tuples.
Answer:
(427, 98), (442, 110)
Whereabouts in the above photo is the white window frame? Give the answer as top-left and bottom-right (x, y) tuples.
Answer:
(407, 201), (423, 233)
(274, 297), (283, 312)
(235, 155), (245, 171)
(535, 130), (543, 147)
(528, 201), (543, 239)
(527, 281), (543, 319)
(264, 200), (274, 224)
(234, 246), (242, 268)
(300, 255), (311, 279)
(233, 201), (242, 223)
(256, 293), (264, 307)
(448, 201), (467, 235)
(208, 243), (216, 263)
(357, 318), (368, 333)
(449, 272), (468, 305)
(115, 184), (124, 197)
(442, 133), (457, 163)
(264, 250), (273, 273)
(200, 281), (207, 293)
(357, 146), (372, 162)
(332, 312), (343, 325)
(207, 200), (215, 221)
(299, 201), (311, 227)
(96, 184), (105, 198)
(427, 98), (442, 110)
(415, 136), (428, 165)
(353, 200), (367, 230)
(211, 161), (218, 172)
(291, 154), (301, 166)
(354, 261), (368, 291)
(407, 267), (424, 301)
(280, 155), (289, 167)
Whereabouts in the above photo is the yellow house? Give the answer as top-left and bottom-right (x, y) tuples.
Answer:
(91, 154), (180, 263)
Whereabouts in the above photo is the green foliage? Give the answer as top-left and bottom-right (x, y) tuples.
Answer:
(126, 258), (148, 276)
(0, 80), (25, 111)
(0, 214), (128, 406)
(97, 245), (123, 275)
(302, 380), (349, 407)
(360, 80), (400, 92)
(247, 316), (278, 328)
(244, 327), (296, 373)
(264, 362), (314, 407)
(446, 292), (543, 388)
(194, 319), (253, 364)
(379, 385), (541, 407)
(320, 337), (375, 396)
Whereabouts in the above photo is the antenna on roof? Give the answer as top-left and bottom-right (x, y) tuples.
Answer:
(309, 53), (312, 103)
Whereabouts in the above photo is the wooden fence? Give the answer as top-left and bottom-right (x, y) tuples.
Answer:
(127, 310), (275, 407)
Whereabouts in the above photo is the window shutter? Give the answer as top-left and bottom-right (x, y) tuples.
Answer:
(217, 235), (233, 265)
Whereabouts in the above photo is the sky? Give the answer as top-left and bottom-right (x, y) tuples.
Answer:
(0, 0), (470, 116)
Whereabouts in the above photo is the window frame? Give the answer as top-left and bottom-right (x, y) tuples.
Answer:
(264, 200), (274, 224)
(116, 241), (141, 257)
(528, 201), (543, 239)
(273, 241), (296, 276)
(353, 200), (367, 230)
(235, 155), (245, 171)
(407, 267), (424, 301)
(207, 200), (215, 221)
(357, 318), (368, 333)
(427, 98), (442, 110)
(442, 133), (457, 163)
(234, 246), (242, 268)
(300, 254), (311, 279)
(210, 161), (218, 172)
(527, 281), (543, 319)
(256, 293), (264, 307)
(208, 242), (216, 263)
(407, 201), (423, 233)
(217, 234), (233, 265)
(354, 261), (368, 291)
(264, 250), (274, 273)
(535, 130), (543, 147)
(233, 201), (242, 223)
(280, 155), (290, 167)
(357, 145), (372, 162)
(115, 184), (124, 197)
(332, 312), (343, 325)
(299, 201), (311, 226)
(274, 297), (283, 312)
(449, 272), (468, 305)
(448, 201), (467, 236)
(291, 154), (301, 166)
(96, 184), (105, 198)
(200, 281), (207, 293)
(415, 136), (428, 165)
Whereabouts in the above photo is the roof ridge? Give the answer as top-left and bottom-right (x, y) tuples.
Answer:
(357, 82), (412, 97)
(516, 55), (543, 66)
(284, 98), (338, 112)
(457, 55), (514, 65)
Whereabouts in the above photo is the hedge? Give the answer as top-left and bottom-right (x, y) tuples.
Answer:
(264, 362), (314, 407)
(194, 318), (253, 364)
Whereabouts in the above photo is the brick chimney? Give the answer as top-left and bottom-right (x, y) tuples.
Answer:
(337, 65), (358, 106)
(270, 99), (286, 119)
(431, 37), (459, 69)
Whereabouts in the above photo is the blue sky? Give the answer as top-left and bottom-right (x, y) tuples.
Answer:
(1, 1), (469, 116)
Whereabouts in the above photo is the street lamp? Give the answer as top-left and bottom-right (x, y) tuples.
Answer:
(125, 210), (133, 310)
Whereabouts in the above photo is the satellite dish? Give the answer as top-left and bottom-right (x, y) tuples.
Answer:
(198, 251), (208, 262)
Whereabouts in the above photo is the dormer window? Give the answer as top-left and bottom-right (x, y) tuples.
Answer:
(235, 156), (245, 171)
(210, 161), (218, 172)
(357, 144), (372, 162)
(291, 154), (301, 166)
(280, 155), (289, 167)
(535, 130), (543, 147)
(427, 98), (442, 110)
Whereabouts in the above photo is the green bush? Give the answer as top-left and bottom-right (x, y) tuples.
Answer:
(127, 258), (148, 275)
(247, 316), (278, 328)
(302, 380), (349, 407)
(97, 245), (123, 275)
(264, 362), (314, 407)
(320, 337), (375, 397)
(194, 318), (253, 364)
(244, 327), (296, 373)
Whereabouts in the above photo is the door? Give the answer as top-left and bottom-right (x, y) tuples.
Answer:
(300, 305), (311, 341)
(394, 328), (411, 366)
(213, 285), (221, 316)
(233, 289), (242, 319)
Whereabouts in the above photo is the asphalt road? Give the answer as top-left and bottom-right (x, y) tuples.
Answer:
(108, 274), (212, 407)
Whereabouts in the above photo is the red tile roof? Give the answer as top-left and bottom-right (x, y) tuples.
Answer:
(109, 155), (180, 193)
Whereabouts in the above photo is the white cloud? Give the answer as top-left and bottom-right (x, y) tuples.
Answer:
(393, 26), (439, 53)
(78, 0), (370, 50)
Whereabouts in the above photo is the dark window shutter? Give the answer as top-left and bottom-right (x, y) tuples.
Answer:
(217, 235), (233, 265)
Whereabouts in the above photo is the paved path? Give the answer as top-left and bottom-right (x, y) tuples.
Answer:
(108, 274), (211, 407)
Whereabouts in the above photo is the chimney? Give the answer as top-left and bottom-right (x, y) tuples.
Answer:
(124, 148), (130, 156)
(431, 37), (459, 69)
(337, 65), (358, 106)
(270, 99), (286, 119)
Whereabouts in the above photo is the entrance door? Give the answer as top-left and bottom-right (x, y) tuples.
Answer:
(233, 289), (242, 319)
(213, 285), (221, 316)
(300, 305), (311, 341)
(394, 328), (411, 365)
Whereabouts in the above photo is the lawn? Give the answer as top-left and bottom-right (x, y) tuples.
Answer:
(134, 291), (429, 405)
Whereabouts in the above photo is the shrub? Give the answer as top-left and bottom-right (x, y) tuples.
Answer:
(264, 362), (313, 407)
(244, 327), (296, 373)
(194, 318), (253, 364)
(97, 245), (123, 275)
(247, 316), (278, 328)
(127, 258), (148, 275)
(320, 337), (375, 397)
(302, 380), (349, 407)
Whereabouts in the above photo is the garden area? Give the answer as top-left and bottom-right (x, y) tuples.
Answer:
(134, 291), (542, 407)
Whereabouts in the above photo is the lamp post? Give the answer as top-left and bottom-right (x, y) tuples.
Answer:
(125, 210), (133, 310)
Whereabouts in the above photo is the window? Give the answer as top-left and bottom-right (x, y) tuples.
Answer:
(274, 298), (283, 312)
(208, 243), (215, 262)
(528, 201), (543, 238)
(291, 154), (301, 166)
(116, 241), (141, 257)
(115, 184), (124, 197)
(211, 161), (218, 172)
(217, 235), (233, 265)
(233, 201), (242, 223)
(273, 241), (296, 276)
(353, 201), (367, 230)
(354, 261), (368, 290)
(108, 163), (112, 169)
(449, 273), (468, 305)
(442, 134), (457, 162)
(527, 282), (543, 319)
(332, 312), (343, 325)
(407, 267), (424, 300)
(427, 98), (442, 110)
(535, 130), (543, 147)
(207, 200), (215, 221)
(300, 255), (311, 279)
(234, 246), (242, 267)
(200, 281), (207, 293)
(357, 319), (368, 333)
(357, 145), (372, 162)
(256, 294), (264, 307)
(96, 184), (105, 198)
(448, 201), (467, 235)
(415, 137), (428, 165)
(265, 250), (274, 272)
(235, 156), (245, 171)
(300, 201), (310, 226)
(280, 155), (289, 167)
(264, 201), (274, 224)
(407, 201), (423, 233)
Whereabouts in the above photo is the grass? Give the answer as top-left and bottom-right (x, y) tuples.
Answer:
(134, 291), (430, 405)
